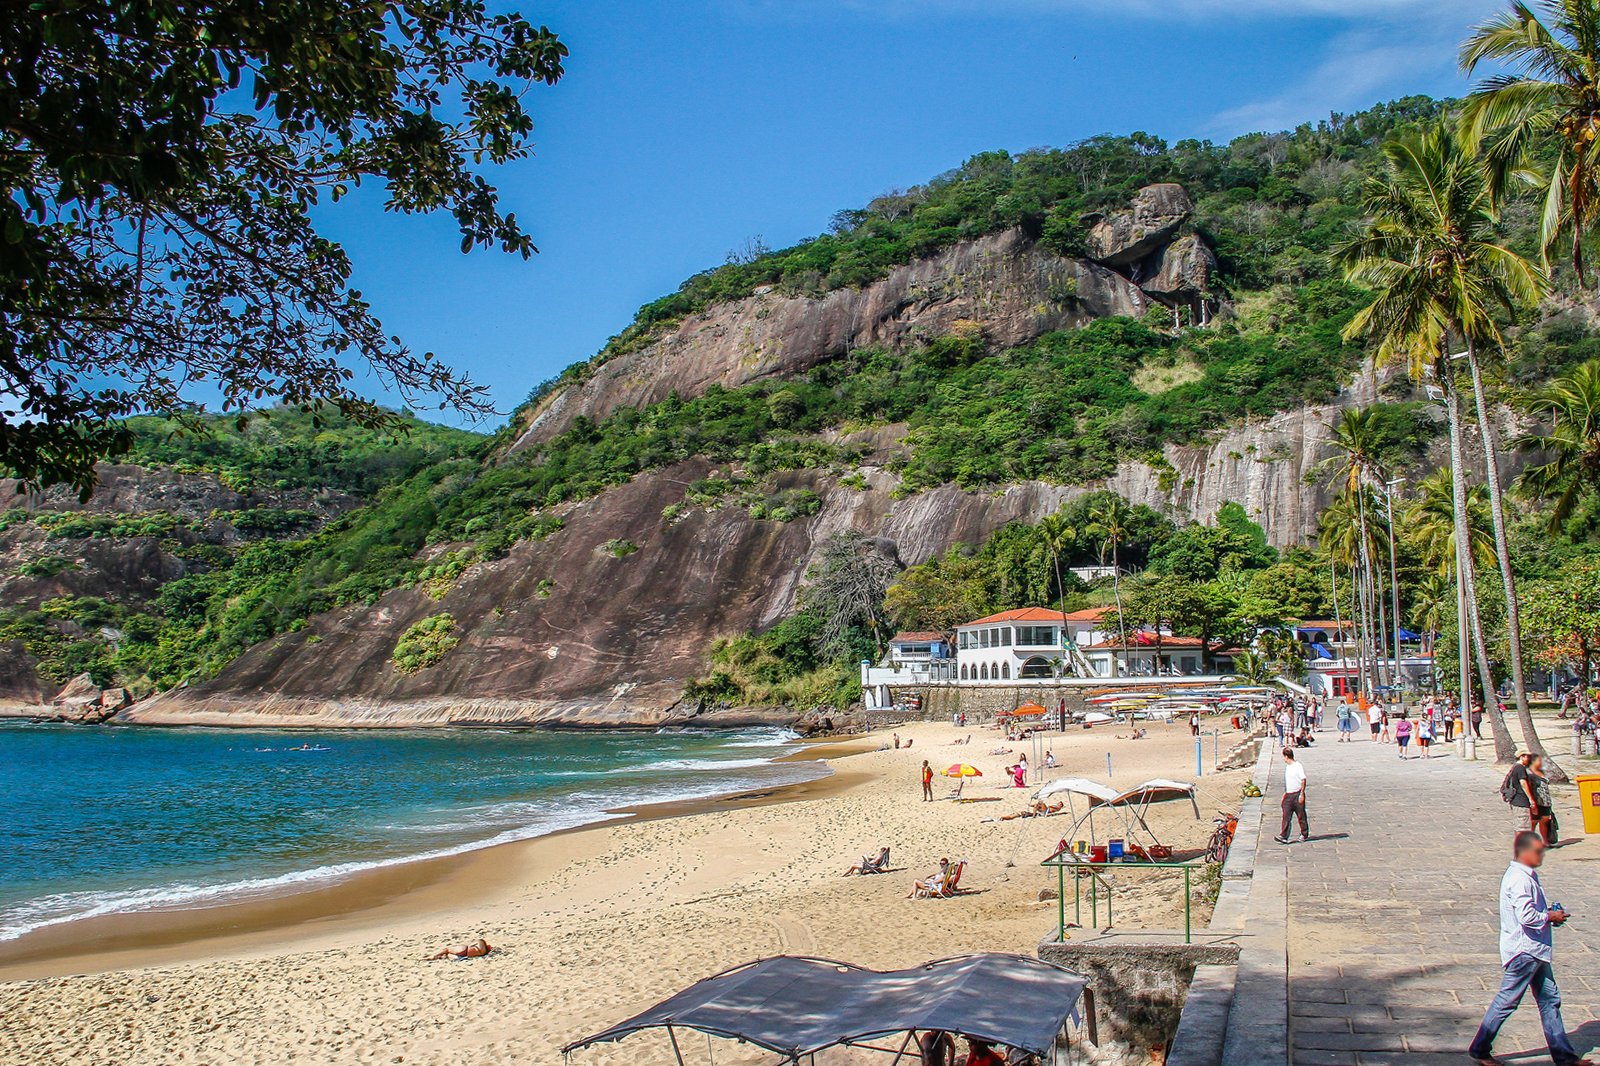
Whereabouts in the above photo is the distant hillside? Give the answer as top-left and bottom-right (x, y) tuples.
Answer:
(0, 409), (483, 697)
(3, 95), (1585, 723)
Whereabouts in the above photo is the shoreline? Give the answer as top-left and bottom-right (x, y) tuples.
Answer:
(0, 719), (1245, 1066)
(0, 734), (872, 982)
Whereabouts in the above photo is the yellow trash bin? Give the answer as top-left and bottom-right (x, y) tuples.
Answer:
(1579, 775), (1600, 835)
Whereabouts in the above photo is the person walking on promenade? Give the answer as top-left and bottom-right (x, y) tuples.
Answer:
(1395, 714), (1413, 759)
(1529, 754), (1557, 846)
(1273, 747), (1308, 844)
(1503, 752), (1537, 836)
(1468, 831), (1593, 1066)
(920, 759), (933, 802)
(1367, 699), (1382, 742)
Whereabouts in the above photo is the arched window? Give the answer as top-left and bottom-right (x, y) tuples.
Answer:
(1020, 656), (1053, 679)
(1000, 662), (1011, 679)
(979, 663), (989, 680)
(960, 664), (969, 680)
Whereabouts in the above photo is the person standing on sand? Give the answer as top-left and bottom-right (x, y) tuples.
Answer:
(1274, 747), (1308, 844)
(919, 1030), (955, 1066)
(1468, 832), (1593, 1066)
(921, 760), (933, 802)
(894, 733), (901, 750)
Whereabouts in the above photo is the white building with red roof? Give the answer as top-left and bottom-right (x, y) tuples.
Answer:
(953, 607), (1118, 681)
(1079, 633), (1240, 679)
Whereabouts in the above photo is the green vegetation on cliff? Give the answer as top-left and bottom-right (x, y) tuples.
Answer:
(0, 95), (1565, 702)
(569, 96), (1448, 381)
(124, 407), (485, 495)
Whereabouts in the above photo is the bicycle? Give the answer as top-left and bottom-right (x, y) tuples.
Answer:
(1204, 809), (1238, 864)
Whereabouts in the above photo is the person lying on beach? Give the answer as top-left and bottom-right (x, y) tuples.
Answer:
(1114, 729), (1148, 740)
(1000, 800), (1064, 820)
(988, 747), (1013, 755)
(843, 846), (891, 875)
(427, 938), (492, 961)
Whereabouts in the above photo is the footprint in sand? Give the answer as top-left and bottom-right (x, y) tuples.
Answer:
(770, 912), (815, 954)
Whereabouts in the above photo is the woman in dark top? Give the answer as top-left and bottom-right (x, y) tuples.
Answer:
(1528, 753), (1556, 845)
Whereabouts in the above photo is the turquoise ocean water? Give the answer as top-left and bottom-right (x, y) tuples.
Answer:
(0, 722), (815, 942)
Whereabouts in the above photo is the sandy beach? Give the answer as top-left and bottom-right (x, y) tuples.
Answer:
(0, 719), (1250, 1065)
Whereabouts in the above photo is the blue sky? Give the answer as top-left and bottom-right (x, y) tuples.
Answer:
(321, 0), (1503, 429)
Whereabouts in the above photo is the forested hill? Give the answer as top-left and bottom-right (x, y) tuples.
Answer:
(2, 95), (1587, 723)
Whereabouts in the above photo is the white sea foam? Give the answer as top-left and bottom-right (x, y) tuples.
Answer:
(0, 748), (825, 944)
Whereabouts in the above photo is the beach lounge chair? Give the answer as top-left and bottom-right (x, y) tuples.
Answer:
(844, 847), (891, 876)
(936, 861), (966, 897)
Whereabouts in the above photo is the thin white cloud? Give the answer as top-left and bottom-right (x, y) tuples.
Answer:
(1208, 1), (1502, 136)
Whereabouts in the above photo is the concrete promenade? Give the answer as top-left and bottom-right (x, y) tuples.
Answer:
(1267, 729), (1600, 1065)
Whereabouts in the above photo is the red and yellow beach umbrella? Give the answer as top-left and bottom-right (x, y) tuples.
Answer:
(942, 764), (983, 778)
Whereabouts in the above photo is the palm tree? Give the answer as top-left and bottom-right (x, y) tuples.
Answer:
(1038, 512), (1079, 676)
(1336, 122), (1545, 766)
(1320, 409), (1392, 691)
(1039, 512), (1077, 617)
(1233, 649), (1273, 685)
(1412, 572), (1450, 662)
(1517, 358), (1600, 529)
(1318, 489), (1384, 695)
(1088, 496), (1133, 675)
(1460, 0), (1600, 285)
(1405, 471), (1495, 575)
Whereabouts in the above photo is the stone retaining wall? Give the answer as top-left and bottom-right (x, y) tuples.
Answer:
(1038, 938), (1240, 1066)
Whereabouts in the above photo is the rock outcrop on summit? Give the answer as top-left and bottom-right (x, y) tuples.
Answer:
(1085, 183), (1194, 267)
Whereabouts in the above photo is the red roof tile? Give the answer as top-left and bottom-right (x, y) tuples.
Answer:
(890, 632), (945, 643)
(960, 607), (1069, 626)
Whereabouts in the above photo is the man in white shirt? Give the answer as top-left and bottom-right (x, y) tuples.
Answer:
(1274, 747), (1307, 844)
(1469, 832), (1592, 1066)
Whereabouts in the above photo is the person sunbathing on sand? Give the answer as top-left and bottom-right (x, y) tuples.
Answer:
(908, 858), (950, 898)
(1001, 800), (1064, 820)
(427, 937), (492, 961)
(843, 846), (891, 875)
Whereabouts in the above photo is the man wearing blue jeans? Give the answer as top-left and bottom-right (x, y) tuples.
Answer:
(1469, 832), (1593, 1066)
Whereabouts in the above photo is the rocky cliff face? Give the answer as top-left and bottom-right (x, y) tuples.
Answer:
(0, 465), (359, 708)
(127, 383), (1389, 728)
(511, 228), (1145, 450)
(7, 186), (1456, 726)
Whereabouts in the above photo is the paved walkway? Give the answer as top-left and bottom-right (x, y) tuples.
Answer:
(1268, 732), (1600, 1066)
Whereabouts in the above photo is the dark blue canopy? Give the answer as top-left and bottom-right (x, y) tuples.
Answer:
(563, 954), (1086, 1059)
(1397, 628), (1422, 641)
(1311, 642), (1334, 660)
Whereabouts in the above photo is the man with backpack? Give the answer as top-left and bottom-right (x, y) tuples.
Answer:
(1502, 752), (1538, 834)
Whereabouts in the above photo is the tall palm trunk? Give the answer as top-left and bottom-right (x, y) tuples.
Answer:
(1447, 376), (1517, 762)
(1110, 542), (1127, 678)
(1464, 340), (1565, 781)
